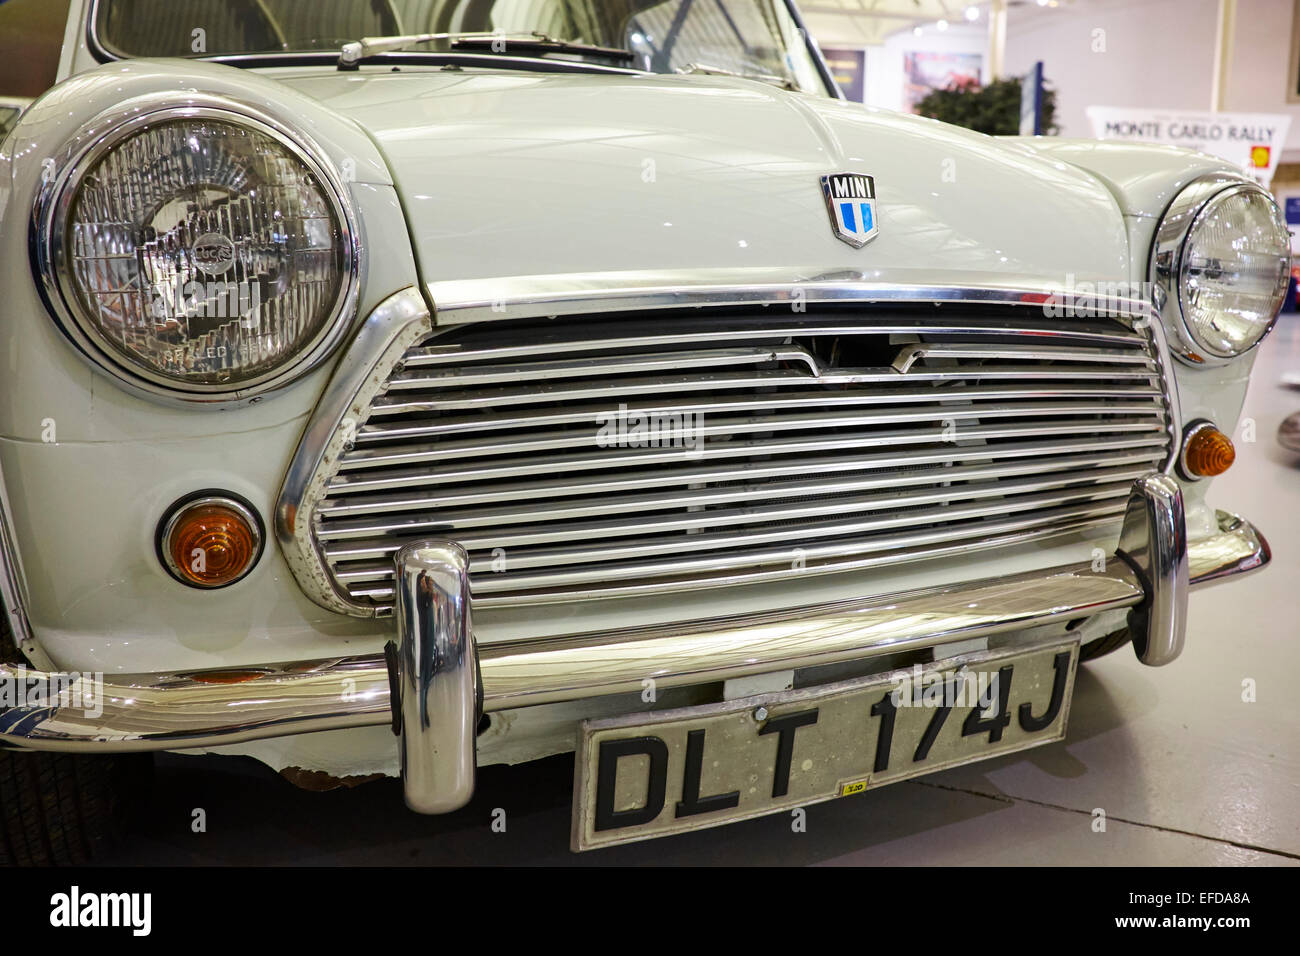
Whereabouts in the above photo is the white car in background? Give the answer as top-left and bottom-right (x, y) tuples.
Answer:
(0, 0), (1286, 862)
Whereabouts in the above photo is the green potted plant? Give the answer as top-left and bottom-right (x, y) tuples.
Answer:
(916, 76), (1058, 135)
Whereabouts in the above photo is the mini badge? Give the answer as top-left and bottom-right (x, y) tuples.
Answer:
(820, 173), (878, 248)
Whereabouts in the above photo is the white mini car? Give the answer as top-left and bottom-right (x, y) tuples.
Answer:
(0, 0), (1285, 862)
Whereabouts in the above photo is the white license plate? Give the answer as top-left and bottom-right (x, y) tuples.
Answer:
(572, 641), (1078, 851)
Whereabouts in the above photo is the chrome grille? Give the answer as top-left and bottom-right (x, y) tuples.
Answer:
(302, 305), (1174, 612)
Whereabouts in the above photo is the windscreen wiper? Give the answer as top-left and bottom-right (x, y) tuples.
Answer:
(450, 34), (633, 62)
(676, 62), (795, 90)
(339, 31), (633, 70)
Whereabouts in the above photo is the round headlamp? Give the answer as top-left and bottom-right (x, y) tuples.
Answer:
(1152, 176), (1290, 364)
(35, 97), (358, 400)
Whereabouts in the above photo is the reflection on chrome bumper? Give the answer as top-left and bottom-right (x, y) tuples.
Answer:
(1186, 510), (1270, 586)
(0, 491), (1270, 786)
(1117, 474), (1187, 667)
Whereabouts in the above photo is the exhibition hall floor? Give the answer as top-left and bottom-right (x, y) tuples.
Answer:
(101, 321), (1300, 866)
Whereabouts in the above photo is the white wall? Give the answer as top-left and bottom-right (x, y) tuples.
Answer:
(864, 23), (987, 113)
(1227, 0), (1300, 154)
(1001, 0), (1221, 138)
(998, 0), (1299, 157)
(806, 0), (1300, 156)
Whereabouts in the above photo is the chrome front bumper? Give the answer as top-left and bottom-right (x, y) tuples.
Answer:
(0, 477), (1270, 815)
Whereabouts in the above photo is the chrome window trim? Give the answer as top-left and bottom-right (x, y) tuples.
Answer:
(277, 279), (1182, 618)
(30, 92), (362, 406)
(783, 0), (842, 99)
(1149, 173), (1288, 368)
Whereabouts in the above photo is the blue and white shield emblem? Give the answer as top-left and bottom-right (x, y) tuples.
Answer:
(820, 173), (878, 248)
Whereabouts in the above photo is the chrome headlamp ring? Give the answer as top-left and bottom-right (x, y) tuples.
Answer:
(31, 91), (361, 406)
(1149, 173), (1287, 368)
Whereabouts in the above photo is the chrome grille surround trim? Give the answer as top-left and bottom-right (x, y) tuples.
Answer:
(0, 459), (35, 657)
(423, 273), (1154, 324)
(275, 287), (432, 615)
(276, 281), (1181, 618)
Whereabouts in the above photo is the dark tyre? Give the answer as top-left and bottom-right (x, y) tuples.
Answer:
(0, 747), (152, 866)
(1079, 626), (1132, 662)
(1, 613), (153, 864)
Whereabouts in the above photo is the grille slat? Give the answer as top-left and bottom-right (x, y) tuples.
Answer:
(298, 305), (1175, 611)
(317, 446), (1166, 519)
(318, 454), (1163, 532)
(890, 343), (1155, 370)
(327, 433), (1171, 496)
(357, 384), (1164, 441)
(337, 502), (1130, 605)
(339, 406), (1165, 470)
(321, 472), (1145, 559)
(386, 346), (819, 390)
(397, 321), (1149, 368)
(370, 367), (1160, 415)
(329, 421), (1167, 489)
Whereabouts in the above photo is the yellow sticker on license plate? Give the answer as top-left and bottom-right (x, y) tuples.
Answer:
(572, 641), (1078, 851)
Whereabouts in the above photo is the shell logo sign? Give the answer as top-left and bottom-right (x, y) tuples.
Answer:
(1086, 107), (1290, 186)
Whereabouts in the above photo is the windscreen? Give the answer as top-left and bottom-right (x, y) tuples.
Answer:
(96, 0), (830, 94)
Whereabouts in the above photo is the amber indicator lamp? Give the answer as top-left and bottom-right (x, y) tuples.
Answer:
(1180, 421), (1235, 479)
(157, 493), (264, 589)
